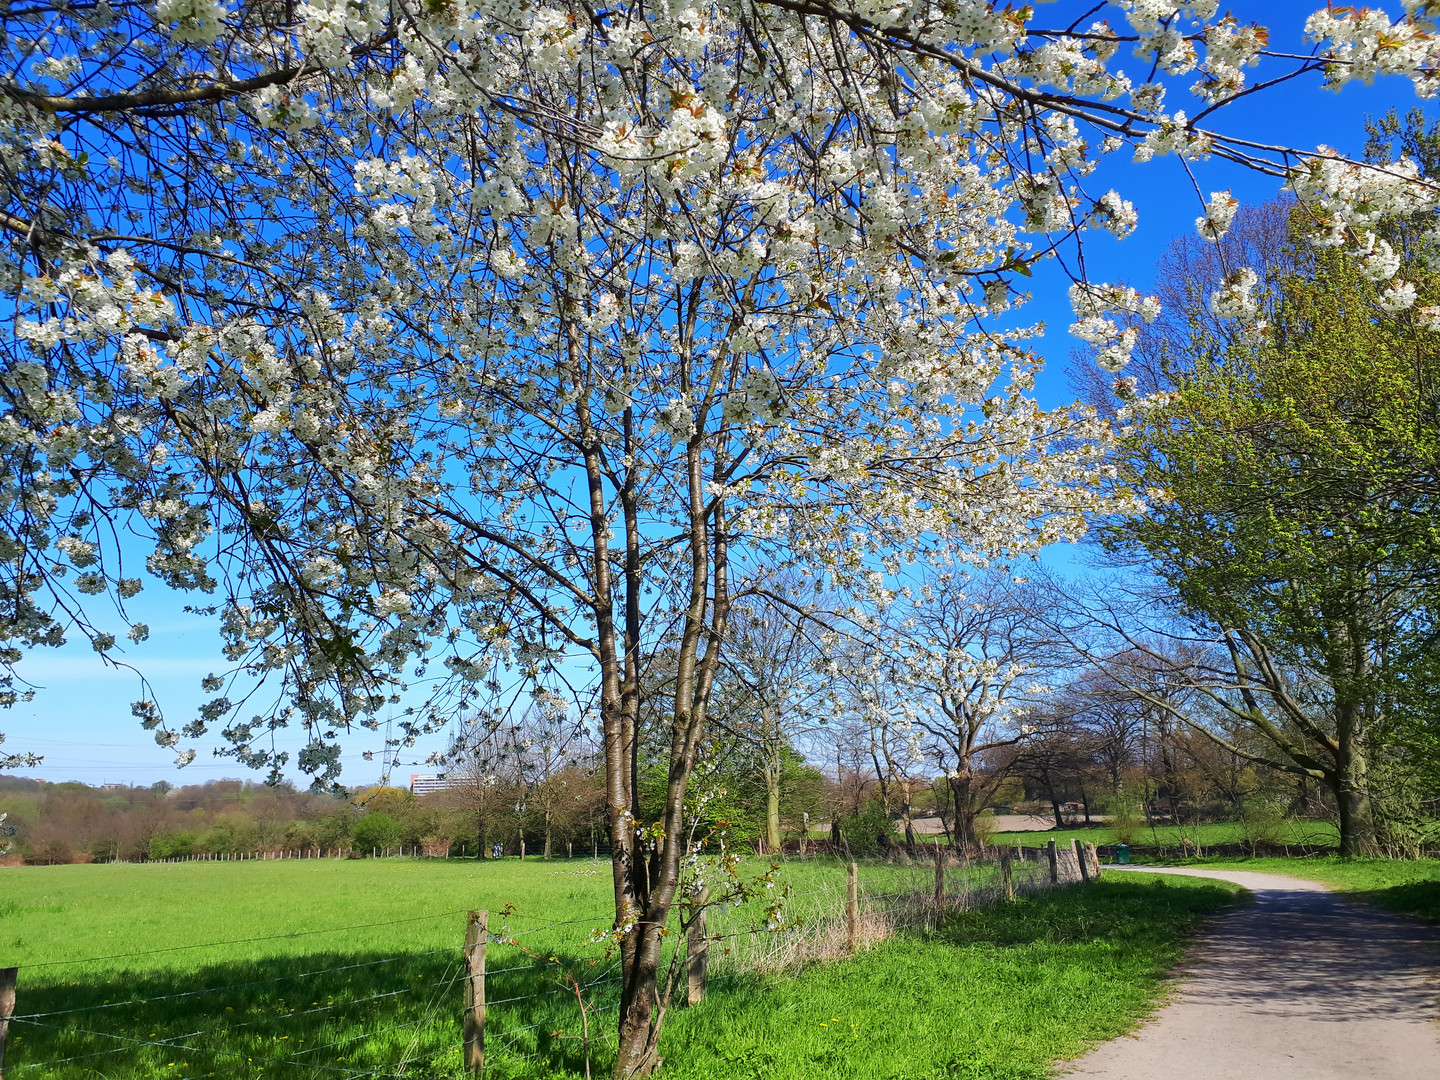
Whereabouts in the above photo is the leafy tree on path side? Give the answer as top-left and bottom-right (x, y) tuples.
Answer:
(1091, 241), (1440, 856)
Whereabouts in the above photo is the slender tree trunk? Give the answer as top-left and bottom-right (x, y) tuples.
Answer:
(610, 358), (731, 1077)
(764, 759), (782, 853)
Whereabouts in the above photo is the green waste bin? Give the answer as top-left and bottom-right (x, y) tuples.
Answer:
(1116, 843), (1130, 864)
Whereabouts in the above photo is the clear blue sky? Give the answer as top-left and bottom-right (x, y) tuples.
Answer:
(5, 1), (1432, 788)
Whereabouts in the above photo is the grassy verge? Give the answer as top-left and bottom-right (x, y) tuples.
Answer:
(651, 873), (1243, 1080)
(1148, 855), (1440, 925)
(0, 860), (1242, 1078)
(987, 820), (1337, 850)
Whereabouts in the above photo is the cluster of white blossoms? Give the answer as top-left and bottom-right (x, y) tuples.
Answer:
(154, 0), (227, 43)
(1307, 3), (1440, 95)
(1196, 190), (1239, 242)
(722, 368), (789, 426)
(9, 0), (1440, 789)
(1069, 282), (1163, 371)
(1210, 267), (1261, 322)
(1196, 17), (1267, 101)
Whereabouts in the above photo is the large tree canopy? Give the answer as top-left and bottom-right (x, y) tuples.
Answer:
(5, 0), (1440, 773)
(1091, 231), (1440, 856)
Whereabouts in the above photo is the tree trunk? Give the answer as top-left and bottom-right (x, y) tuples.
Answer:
(949, 774), (978, 854)
(605, 381), (730, 1077)
(1041, 770), (1065, 830)
(1333, 716), (1377, 856)
(764, 764), (782, 853)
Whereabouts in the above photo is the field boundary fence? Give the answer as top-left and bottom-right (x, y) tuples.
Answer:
(0, 841), (1103, 1079)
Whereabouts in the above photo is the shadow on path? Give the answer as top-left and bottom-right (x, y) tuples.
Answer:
(1062, 867), (1440, 1080)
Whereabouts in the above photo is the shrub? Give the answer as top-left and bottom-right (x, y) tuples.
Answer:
(148, 831), (200, 859)
(838, 799), (895, 855)
(1108, 795), (1145, 847)
(353, 812), (403, 852)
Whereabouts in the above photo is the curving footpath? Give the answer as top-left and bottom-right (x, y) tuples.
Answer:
(1062, 867), (1440, 1080)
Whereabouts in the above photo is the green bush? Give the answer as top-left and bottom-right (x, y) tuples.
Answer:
(148, 831), (200, 859)
(1108, 793), (1145, 846)
(837, 799), (894, 854)
(353, 812), (403, 852)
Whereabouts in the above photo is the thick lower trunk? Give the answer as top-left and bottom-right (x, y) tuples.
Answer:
(1043, 774), (1064, 830)
(614, 918), (666, 1077)
(1333, 736), (1376, 856)
(950, 775), (978, 854)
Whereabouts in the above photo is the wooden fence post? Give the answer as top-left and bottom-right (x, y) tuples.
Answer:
(1085, 842), (1102, 881)
(0, 966), (16, 1080)
(1000, 852), (1014, 902)
(464, 911), (487, 1076)
(1045, 840), (1059, 886)
(933, 842), (945, 914)
(1073, 839), (1090, 884)
(687, 887), (709, 1006)
(846, 862), (859, 952)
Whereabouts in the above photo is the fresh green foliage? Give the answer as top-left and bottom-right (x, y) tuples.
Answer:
(1100, 229), (1440, 856)
(836, 799), (896, 854)
(351, 812), (403, 852)
(0, 860), (1240, 1078)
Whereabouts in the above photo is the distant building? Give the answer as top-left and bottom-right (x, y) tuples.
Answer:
(409, 774), (456, 796)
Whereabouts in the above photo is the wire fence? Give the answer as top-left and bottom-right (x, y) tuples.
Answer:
(0, 841), (1099, 1079)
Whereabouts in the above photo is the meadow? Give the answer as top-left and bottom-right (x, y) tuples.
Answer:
(0, 856), (1243, 1079)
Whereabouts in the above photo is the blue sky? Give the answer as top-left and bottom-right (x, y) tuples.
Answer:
(5, 1), (1434, 788)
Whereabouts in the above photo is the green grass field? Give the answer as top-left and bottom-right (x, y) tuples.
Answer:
(989, 819), (1339, 851)
(0, 857), (1243, 1079)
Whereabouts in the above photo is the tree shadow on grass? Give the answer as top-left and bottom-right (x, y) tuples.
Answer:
(1351, 880), (1440, 925)
(8, 944), (617, 1080)
(936, 877), (1243, 948)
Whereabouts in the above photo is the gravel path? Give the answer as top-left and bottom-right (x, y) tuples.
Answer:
(1062, 866), (1440, 1079)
